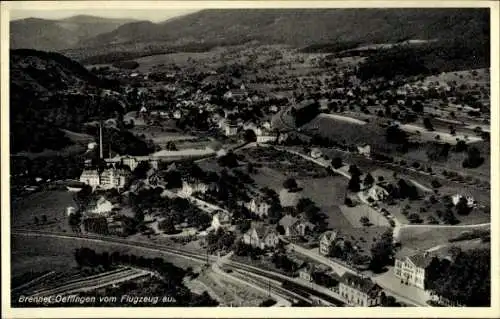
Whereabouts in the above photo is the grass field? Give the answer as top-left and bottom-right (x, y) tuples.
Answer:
(133, 51), (225, 73)
(340, 204), (390, 228)
(11, 190), (77, 232)
(130, 126), (198, 145)
(11, 234), (198, 278)
(303, 116), (397, 153)
(397, 224), (490, 251)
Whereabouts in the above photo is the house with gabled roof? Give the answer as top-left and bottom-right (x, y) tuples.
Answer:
(242, 222), (279, 249)
(339, 273), (383, 307)
(319, 230), (342, 256)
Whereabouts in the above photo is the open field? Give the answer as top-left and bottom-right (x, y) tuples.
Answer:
(299, 177), (351, 229)
(431, 238), (489, 257)
(399, 123), (483, 145)
(403, 141), (490, 181)
(397, 224), (490, 251)
(340, 205), (390, 228)
(11, 190), (77, 232)
(303, 116), (397, 153)
(12, 144), (86, 159)
(61, 129), (95, 144)
(133, 50), (229, 73)
(130, 126), (196, 145)
(317, 113), (367, 125)
(11, 234), (198, 276)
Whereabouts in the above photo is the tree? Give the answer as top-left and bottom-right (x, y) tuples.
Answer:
(33, 216), (40, 225)
(165, 141), (177, 151)
(369, 230), (394, 272)
(41, 215), (48, 224)
(243, 129), (257, 143)
(348, 165), (361, 177)
(454, 140), (467, 152)
(283, 178), (298, 190)
(427, 249), (489, 306)
(462, 146), (484, 168)
(455, 197), (472, 216)
(431, 179), (442, 188)
(408, 213), (423, 224)
(348, 175), (361, 192)
(159, 217), (177, 234)
(363, 173), (374, 187)
(360, 216), (370, 226)
(331, 157), (343, 169)
(423, 117), (434, 131)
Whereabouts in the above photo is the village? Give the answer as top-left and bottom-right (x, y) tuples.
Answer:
(10, 40), (491, 308)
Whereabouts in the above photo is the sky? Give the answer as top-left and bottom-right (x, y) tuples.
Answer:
(9, 8), (199, 22)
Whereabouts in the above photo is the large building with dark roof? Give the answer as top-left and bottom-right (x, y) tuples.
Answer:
(339, 272), (383, 307)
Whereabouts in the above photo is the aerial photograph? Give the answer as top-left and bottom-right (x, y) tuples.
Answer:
(6, 4), (492, 310)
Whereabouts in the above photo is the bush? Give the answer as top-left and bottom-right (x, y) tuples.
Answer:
(259, 299), (277, 307)
(431, 179), (442, 188)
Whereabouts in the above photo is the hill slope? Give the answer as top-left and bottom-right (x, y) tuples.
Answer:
(10, 15), (137, 51)
(10, 49), (122, 153)
(81, 8), (489, 48)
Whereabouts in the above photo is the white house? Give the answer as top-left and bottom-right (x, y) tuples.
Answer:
(80, 169), (100, 189)
(224, 124), (239, 137)
(394, 249), (434, 290)
(451, 194), (476, 208)
(243, 222), (280, 249)
(319, 230), (342, 256)
(179, 181), (208, 198)
(364, 185), (389, 202)
(86, 197), (113, 216)
(310, 148), (323, 159)
(357, 144), (371, 158)
(245, 198), (271, 217)
(211, 210), (232, 230)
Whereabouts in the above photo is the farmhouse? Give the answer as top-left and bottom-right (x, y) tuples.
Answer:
(357, 144), (371, 158)
(339, 273), (383, 307)
(245, 197), (272, 217)
(394, 249), (434, 290)
(243, 222), (279, 249)
(279, 215), (315, 237)
(211, 210), (232, 230)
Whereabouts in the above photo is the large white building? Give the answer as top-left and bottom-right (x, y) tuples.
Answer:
(80, 169), (100, 188)
(394, 249), (434, 290)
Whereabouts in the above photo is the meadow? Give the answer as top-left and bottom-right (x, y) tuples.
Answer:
(397, 224), (490, 251)
(11, 190), (77, 232)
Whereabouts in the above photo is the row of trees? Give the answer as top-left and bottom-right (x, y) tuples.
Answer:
(425, 248), (490, 306)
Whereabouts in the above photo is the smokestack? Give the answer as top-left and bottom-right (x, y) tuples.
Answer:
(99, 120), (103, 160)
